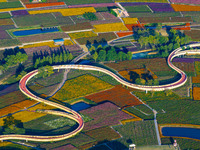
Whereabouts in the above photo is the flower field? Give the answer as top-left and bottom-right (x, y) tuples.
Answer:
(173, 62), (195, 72)
(192, 76), (200, 84)
(28, 7), (96, 16)
(0, 30), (12, 39)
(193, 87), (200, 100)
(68, 31), (97, 39)
(171, 0), (200, 4)
(0, 100), (36, 117)
(123, 18), (138, 24)
(119, 68), (158, 81)
(116, 31), (134, 37)
(18, 32), (69, 43)
(121, 2), (173, 12)
(0, 103), (56, 125)
(53, 144), (77, 150)
(11, 10), (29, 16)
(100, 12), (117, 20)
(85, 126), (121, 142)
(80, 102), (133, 131)
(44, 117), (76, 129)
(93, 22), (128, 32)
(0, 19), (13, 25)
(171, 4), (200, 11)
(116, 0), (168, 2)
(76, 32), (117, 45)
(53, 74), (113, 101)
(21, 40), (73, 49)
(26, 2), (65, 8)
(0, 39), (21, 47)
(184, 30), (200, 41)
(90, 18), (121, 25)
(0, 90), (27, 109)
(61, 22), (93, 32)
(0, 7), (25, 12)
(0, 1), (23, 9)
(68, 3), (117, 8)
(85, 85), (142, 108)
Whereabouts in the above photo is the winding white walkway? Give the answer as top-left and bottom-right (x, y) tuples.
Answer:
(0, 43), (200, 142)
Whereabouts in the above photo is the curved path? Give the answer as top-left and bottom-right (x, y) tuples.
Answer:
(0, 43), (200, 142)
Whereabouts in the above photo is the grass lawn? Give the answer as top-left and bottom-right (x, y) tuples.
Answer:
(109, 120), (158, 149)
(53, 74), (113, 101)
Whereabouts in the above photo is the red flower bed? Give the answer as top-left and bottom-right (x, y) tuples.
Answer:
(26, 2), (65, 8)
(173, 23), (191, 31)
(85, 85), (142, 108)
(116, 31), (133, 37)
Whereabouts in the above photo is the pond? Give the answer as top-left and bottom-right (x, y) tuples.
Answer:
(71, 102), (91, 112)
(162, 127), (200, 140)
(132, 52), (149, 59)
(13, 27), (59, 36)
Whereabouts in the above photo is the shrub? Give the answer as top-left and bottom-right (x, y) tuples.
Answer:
(83, 12), (97, 21)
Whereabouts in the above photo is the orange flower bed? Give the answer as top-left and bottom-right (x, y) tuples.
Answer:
(26, 2), (65, 8)
(0, 100), (36, 117)
(193, 87), (200, 100)
(116, 31), (133, 37)
(85, 85), (142, 108)
(192, 75), (200, 83)
(173, 23), (191, 31)
(171, 4), (200, 11)
(125, 23), (143, 31)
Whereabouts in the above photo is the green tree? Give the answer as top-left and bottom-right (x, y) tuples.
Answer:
(34, 58), (40, 69)
(3, 125), (25, 135)
(138, 36), (145, 48)
(153, 79), (159, 85)
(38, 66), (54, 78)
(68, 53), (73, 61)
(63, 51), (68, 63)
(92, 51), (98, 62)
(49, 56), (53, 65)
(106, 48), (117, 61)
(83, 12), (97, 21)
(168, 43), (174, 51)
(98, 50), (106, 62)
(127, 51), (132, 60)
(89, 46), (95, 51)
(147, 79), (153, 86)
(16, 71), (27, 81)
(117, 51), (124, 61)
(54, 55), (59, 64)
(59, 53), (63, 63)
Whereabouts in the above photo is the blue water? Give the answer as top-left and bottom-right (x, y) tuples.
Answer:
(162, 127), (200, 140)
(13, 27), (59, 36)
(132, 52), (149, 59)
(71, 102), (91, 111)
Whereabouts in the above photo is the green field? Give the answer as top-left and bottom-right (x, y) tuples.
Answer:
(0, 12), (11, 19)
(0, 39), (21, 48)
(109, 120), (158, 149)
(0, 1), (23, 9)
(13, 14), (58, 27)
(148, 99), (200, 124)
(124, 5), (152, 13)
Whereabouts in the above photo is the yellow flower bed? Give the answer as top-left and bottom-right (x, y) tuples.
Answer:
(53, 74), (113, 101)
(69, 31), (97, 39)
(0, 103), (56, 125)
(0, 0), (7, 2)
(21, 40), (73, 48)
(0, 142), (12, 147)
(0, 7), (24, 12)
(93, 22), (128, 33)
(122, 18), (138, 24)
(29, 7), (96, 16)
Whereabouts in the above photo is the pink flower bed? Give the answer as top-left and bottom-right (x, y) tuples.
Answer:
(171, 0), (200, 4)
(68, 3), (117, 8)
(100, 12), (117, 20)
(80, 102), (133, 131)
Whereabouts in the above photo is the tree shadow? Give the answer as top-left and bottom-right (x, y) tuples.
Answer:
(129, 71), (140, 83)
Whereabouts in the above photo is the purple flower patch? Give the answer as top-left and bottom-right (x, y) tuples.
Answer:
(11, 10), (29, 16)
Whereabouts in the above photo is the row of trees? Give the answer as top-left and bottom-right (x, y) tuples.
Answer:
(90, 45), (132, 62)
(34, 51), (73, 69)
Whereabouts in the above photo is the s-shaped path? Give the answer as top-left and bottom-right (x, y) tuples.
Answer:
(0, 43), (200, 142)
